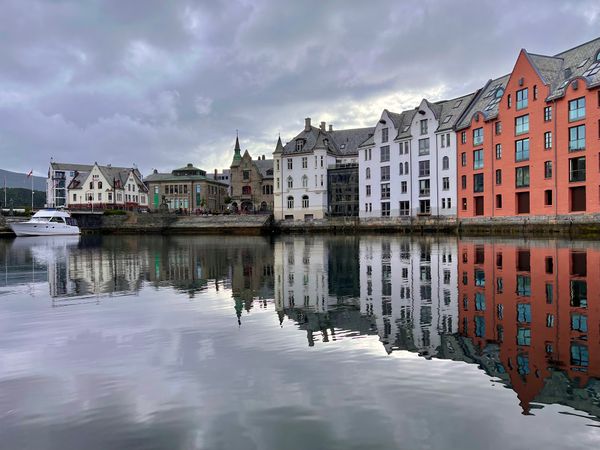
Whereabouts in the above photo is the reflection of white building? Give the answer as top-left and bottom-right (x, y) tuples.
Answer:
(359, 237), (458, 355)
(274, 236), (335, 313)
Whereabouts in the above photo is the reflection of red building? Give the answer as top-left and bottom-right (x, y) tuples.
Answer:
(458, 240), (599, 413)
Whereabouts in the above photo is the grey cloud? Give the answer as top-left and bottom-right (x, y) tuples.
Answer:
(0, 0), (599, 175)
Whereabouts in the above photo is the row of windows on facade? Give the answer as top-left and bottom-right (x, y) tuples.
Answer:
(286, 195), (310, 209)
(364, 135), (451, 162)
(241, 185), (274, 195)
(364, 177), (452, 199)
(462, 155), (587, 195)
(76, 192), (142, 203)
(461, 94), (599, 147)
(87, 180), (137, 191)
(277, 156), (325, 171)
(278, 174), (325, 190)
(162, 184), (221, 196)
(376, 123), (451, 145)
(364, 198), (453, 216)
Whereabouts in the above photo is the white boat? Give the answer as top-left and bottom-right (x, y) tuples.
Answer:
(9, 209), (80, 237)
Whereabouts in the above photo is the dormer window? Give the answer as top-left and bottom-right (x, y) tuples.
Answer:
(597, 51), (600, 61)
(296, 139), (305, 151)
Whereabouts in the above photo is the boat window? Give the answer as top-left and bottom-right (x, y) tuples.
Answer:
(49, 217), (65, 223)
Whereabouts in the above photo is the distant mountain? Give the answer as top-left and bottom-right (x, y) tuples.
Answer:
(0, 168), (46, 191)
(0, 188), (46, 209)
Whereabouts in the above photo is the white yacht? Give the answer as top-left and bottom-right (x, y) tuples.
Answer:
(9, 210), (80, 237)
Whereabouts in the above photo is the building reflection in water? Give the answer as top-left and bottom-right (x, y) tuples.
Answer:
(458, 239), (600, 417)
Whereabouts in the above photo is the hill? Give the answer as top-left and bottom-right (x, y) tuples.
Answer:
(0, 168), (46, 191)
(0, 188), (46, 209)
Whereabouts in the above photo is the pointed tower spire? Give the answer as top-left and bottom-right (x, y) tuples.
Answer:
(274, 135), (284, 154)
(231, 132), (242, 166)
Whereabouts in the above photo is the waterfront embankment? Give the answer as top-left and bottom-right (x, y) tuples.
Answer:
(3, 212), (600, 238)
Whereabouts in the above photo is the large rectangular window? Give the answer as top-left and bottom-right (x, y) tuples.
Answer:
(495, 144), (502, 160)
(569, 97), (586, 121)
(381, 183), (390, 199)
(569, 157), (586, 182)
(381, 202), (390, 217)
(473, 149), (484, 169)
(399, 201), (410, 216)
(381, 127), (389, 143)
(420, 119), (428, 135)
(473, 128), (483, 146)
(544, 131), (552, 149)
(516, 88), (528, 110)
(516, 166), (530, 188)
(544, 161), (553, 179)
(515, 138), (529, 162)
(473, 173), (484, 193)
(419, 179), (430, 197)
(381, 165), (390, 181)
(418, 138), (430, 155)
(380, 145), (390, 162)
(419, 160), (430, 177)
(544, 106), (552, 122)
(569, 125), (585, 151)
(515, 114), (529, 135)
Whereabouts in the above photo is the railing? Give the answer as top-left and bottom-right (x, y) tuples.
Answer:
(419, 189), (430, 197)
(327, 163), (358, 170)
(569, 169), (586, 182)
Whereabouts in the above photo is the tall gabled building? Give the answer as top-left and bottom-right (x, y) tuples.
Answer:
(457, 37), (600, 218)
(273, 118), (373, 220)
(358, 92), (476, 218)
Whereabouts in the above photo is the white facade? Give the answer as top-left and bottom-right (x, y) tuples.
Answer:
(359, 237), (458, 355)
(47, 163), (90, 208)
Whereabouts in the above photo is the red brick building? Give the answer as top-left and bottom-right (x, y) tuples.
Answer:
(457, 38), (600, 217)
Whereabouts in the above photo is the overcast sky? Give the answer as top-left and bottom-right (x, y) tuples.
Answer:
(1, 0), (599, 176)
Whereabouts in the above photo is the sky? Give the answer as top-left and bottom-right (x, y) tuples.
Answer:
(1, 0), (599, 177)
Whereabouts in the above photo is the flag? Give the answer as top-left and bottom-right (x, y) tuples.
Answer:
(26, 170), (33, 178)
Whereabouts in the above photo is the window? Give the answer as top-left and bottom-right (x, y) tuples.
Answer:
(98, 181), (103, 189)
(516, 275), (531, 296)
(516, 166), (530, 188)
(569, 97), (586, 121)
(516, 88), (528, 110)
(382, 127), (389, 143)
(544, 106), (552, 122)
(381, 183), (390, 199)
(401, 181), (407, 193)
(515, 138), (530, 162)
(461, 175), (467, 189)
(544, 161), (553, 179)
(571, 280), (587, 307)
(287, 176), (293, 189)
(442, 177), (450, 190)
(496, 194), (503, 208)
(462, 198), (467, 210)
(242, 185), (252, 195)
(381, 202), (390, 217)
(287, 159), (293, 170)
(381, 166), (390, 181)
(544, 189), (553, 205)
(533, 85), (538, 100)
(507, 94), (512, 108)
(495, 144), (502, 160)
(496, 169), (502, 185)
(419, 160), (430, 177)
(295, 140), (304, 151)
(569, 125), (585, 151)
(544, 131), (552, 149)
(569, 156), (586, 182)
(515, 115), (529, 135)
(302, 175), (308, 188)
(364, 148), (372, 161)
(461, 152), (467, 167)
(517, 303), (531, 323)
(302, 195), (309, 208)
(380, 145), (390, 162)
(366, 167), (371, 179)
(301, 157), (307, 169)
(420, 119), (428, 135)
(495, 121), (502, 135)
(571, 343), (589, 368)
(418, 138), (430, 155)
(404, 162), (409, 174)
(366, 185), (371, 196)
(399, 201), (410, 216)
(442, 156), (449, 170)
(461, 131), (466, 144)
(473, 173), (484, 192)
(473, 149), (484, 169)
(473, 128), (483, 145)
(571, 313), (588, 332)
(419, 179), (430, 196)
(287, 196), (294, 208)
(419, 199), (431, 214)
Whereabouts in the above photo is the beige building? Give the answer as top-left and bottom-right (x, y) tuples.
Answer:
(230, 136), (274, 212)
(145, 163), (229, 213)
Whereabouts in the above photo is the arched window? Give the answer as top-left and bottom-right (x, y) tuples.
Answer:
(442, 156), (449, 170)
(287, 176), (293, 189)
(302, 175), (308, 188)
(302, 195), (309, 208)
(287, 196), (294, 209)
(399, 163), (403, 175)
(404, 162), (409, 174)
(98, 181), (103, 189)
(366, 167), (371, 179)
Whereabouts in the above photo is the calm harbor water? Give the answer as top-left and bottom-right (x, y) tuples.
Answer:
(1, 234), (600, 449)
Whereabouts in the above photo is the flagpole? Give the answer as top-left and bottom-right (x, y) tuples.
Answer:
(31, 171), (34, 211)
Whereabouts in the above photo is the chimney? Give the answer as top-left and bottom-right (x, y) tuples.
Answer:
(304, 117), (311, 131)
(214, 169), (218, 178)
(328, 124), (333, 132)
(320, 121), (326, 131)
(153, 169), (158, 174)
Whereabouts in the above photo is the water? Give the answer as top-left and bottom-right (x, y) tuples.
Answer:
(1, 234), (599, 450)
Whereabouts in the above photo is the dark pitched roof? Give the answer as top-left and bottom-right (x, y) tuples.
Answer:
(394, 109), (418, 140)
(279, 124), (374, 157)
(455, 74), (511, 130)
(50, 162), (93, 172)
(436, 91), (479, 132)
(254, 159), (274, 178)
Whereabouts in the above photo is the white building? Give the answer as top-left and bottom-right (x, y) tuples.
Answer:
(47, 161), (148, 209)
(273, 118), (373, 220)
(359, 93), (476, 218)
(359, 237), (458, 356)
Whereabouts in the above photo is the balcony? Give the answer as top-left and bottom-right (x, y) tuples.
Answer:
(419, 189), (430, 197)
(569, 169), (586, 183)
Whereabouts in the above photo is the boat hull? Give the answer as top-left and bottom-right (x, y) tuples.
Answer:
(9, 222), (80, 237)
